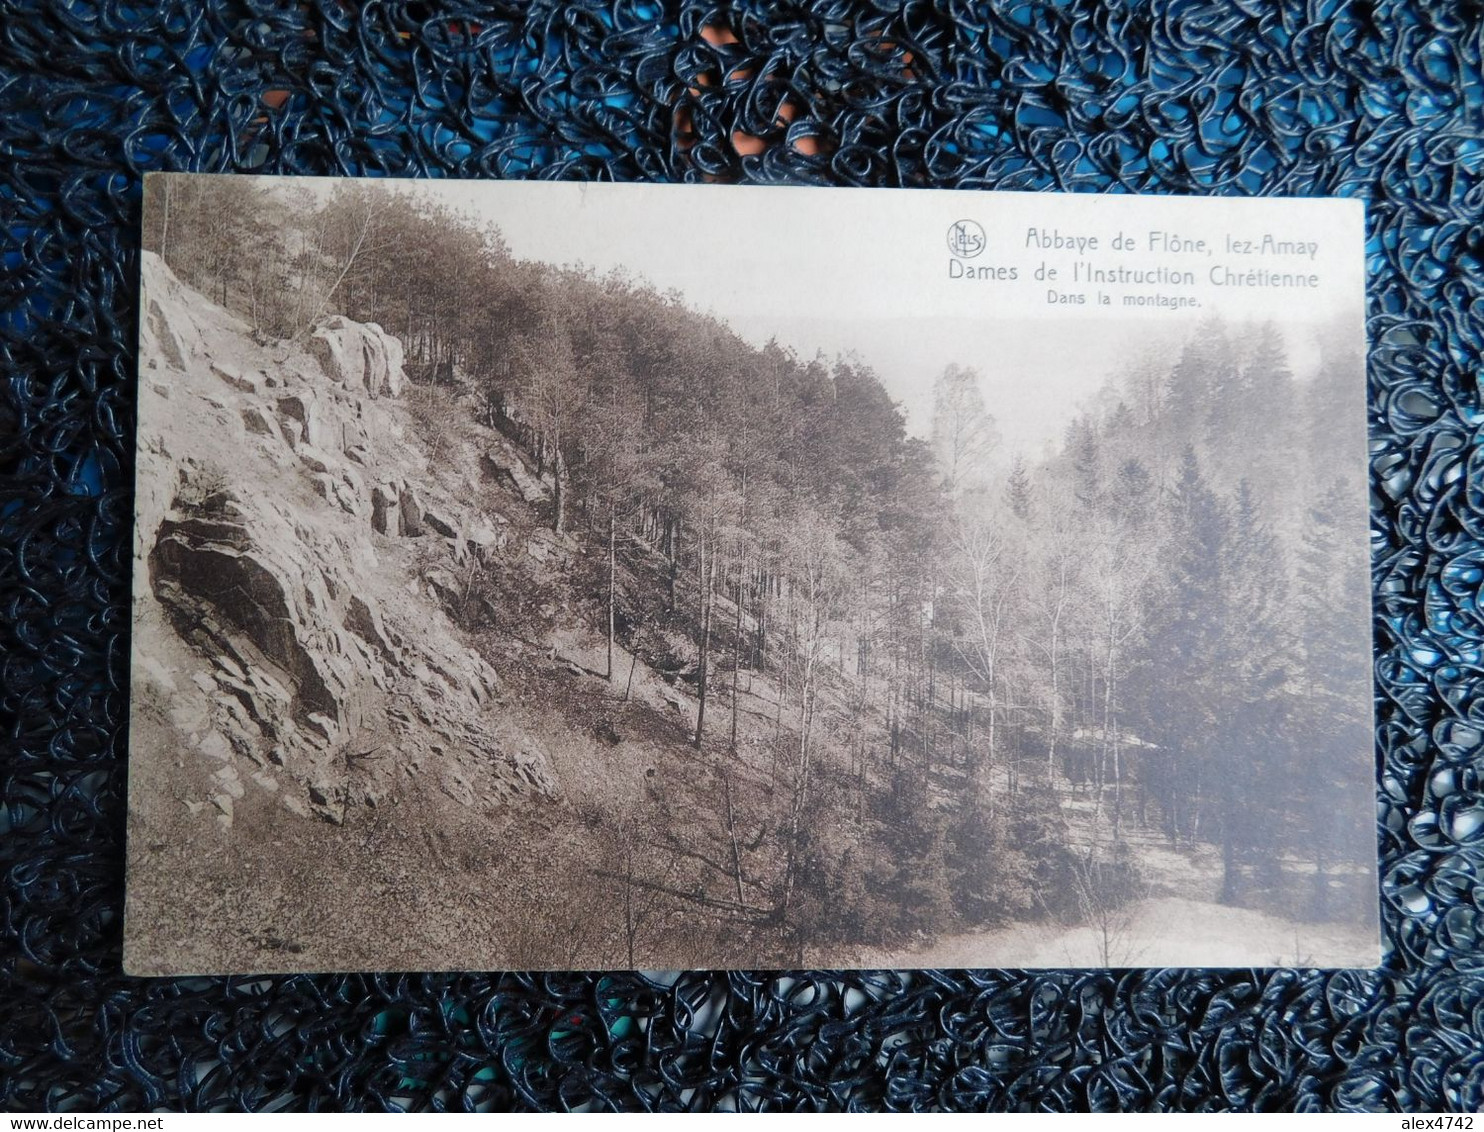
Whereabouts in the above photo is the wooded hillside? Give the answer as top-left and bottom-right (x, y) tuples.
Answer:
(142, 176), (1376, 962)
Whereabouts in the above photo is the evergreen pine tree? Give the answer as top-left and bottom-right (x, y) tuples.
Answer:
(1067, 417), (1102, 509)
(1243, 322), (1296, 408)
(1006, 455), (1033, 521)
(1214, 480), (1296, 903)
(1113, 457), (1153, 530)
(1164, 318), (1229, 436)
(1137, 446), (1231, 845)
(1221, 322), (1299, 482)
(1292, 477), (1374, 917)
(1106, 399), (1137, 437)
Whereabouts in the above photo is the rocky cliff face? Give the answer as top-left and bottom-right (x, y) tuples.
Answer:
(129, 253), (555, 834)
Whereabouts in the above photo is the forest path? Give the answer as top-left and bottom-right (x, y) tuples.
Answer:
(857, 896), (1379, 969)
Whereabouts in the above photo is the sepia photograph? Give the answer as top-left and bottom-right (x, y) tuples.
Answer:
(124, 174), (1379, 973)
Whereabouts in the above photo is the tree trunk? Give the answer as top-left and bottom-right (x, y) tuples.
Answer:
(723, 771), (746, 908)
(300, 199), (377, 336)
(1047, 593), (1064, 778)
(623, 640), (640, 703)
(606, 506), (616, 681)
(552, 447), (567, 535)
(667, 516), (678, 611)
(1220, 767), (1240, 905)
(730, 547), (744, 754)
(774, 646), (786, 744)
(623, 843), (637, 967)
(781, 617), (821, 921)
(694, 534), (713, 749)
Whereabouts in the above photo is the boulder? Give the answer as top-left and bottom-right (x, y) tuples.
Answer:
(367, 324), (406, 396)
(360, 327), (387, 401)
(341, 466), (365, 499)
(310, 315), (409, 398)
(398, 485), (425, 537)
(423, 505), (459, 539)
(371, 484), (399, 535)
(309, 316), (365, 392)
(333, 481), (360, 517)
(211, 363), (264, 396)
(484, 447), (548, 504)
(151, 516), (351, 734)
(425, 568), (462, 610)
(306, 712), (339, 745)
(465, 524), (506, 558)
(310, 472), (338, 505)
(212, 762), (246, 799)
(277, 393), (324, 450)
(343, 593), (399, 666)
(297, 445), (337, 476)
(241, 405), (284, 443)
(309, 478), (357, 518)
(307, 777), (345, 825)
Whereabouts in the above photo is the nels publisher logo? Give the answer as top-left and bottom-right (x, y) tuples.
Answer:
(947, 219), (986, 258)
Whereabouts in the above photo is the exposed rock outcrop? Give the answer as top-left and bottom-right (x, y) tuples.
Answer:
(131, 252), (556, 831)
(483, 441), (550, 505)
(309, 315), (407, 398)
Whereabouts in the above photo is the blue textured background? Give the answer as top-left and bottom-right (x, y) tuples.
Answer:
(2, 0), (1482, 1112)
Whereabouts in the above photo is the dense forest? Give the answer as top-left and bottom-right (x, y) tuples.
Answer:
(143, 176), (1376, 962)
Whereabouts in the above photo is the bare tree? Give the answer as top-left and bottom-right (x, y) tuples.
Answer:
(1020, 508), (1079, 780)
(298, 187), (384, 336)
(778, 513), (846, 920)
(931, 363), (999, 499)
(949, 512), (1022, 780)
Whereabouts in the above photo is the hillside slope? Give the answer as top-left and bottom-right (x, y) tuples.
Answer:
(126, 253), (794, 973)
(125, 254), (1372, 974)
(125, 255), (570, 971)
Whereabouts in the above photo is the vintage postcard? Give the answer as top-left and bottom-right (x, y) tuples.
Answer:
(125, 175), (1378, 972)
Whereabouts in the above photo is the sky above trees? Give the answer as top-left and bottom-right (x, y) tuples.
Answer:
(255, 176), (1350, 456)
